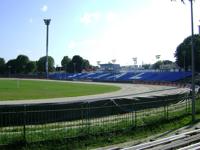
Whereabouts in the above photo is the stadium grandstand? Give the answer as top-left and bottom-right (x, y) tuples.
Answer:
(49, 71), (192, 82)
(49, 63), (192, 83)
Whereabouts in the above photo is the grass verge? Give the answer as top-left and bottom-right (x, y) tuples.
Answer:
(1, 96), (199, 150)
(1, 107), (198, 150)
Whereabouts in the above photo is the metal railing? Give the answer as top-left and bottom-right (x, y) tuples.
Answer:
(0, 95), (193, 145)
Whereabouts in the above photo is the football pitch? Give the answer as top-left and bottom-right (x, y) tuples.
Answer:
(0, 79), (120, 101)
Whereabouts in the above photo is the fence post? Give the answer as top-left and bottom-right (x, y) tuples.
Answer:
(188, 96), (191, 113)
(166, 104), (168, 120)
(87, 102), (90, 134)
(164, 99), (168, 120)
(132, 105), (134, 126)
(185, 97), (188, 113)
(164, 105), (166, 119)
(23, 104), (26, 143)
(134, 110), (137, 128)
(81, 104), (84, 126)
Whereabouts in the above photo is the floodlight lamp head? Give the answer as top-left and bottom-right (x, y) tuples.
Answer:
(44, 19), (51, 25)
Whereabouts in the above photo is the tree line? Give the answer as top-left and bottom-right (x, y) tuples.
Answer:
(0, 55), (93, 75)
(142, 34), (200, 72)
(175, 34), (200, 72)
(1, 34), (200, 75)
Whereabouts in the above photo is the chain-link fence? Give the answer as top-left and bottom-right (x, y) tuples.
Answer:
(0, 93), (193, 145)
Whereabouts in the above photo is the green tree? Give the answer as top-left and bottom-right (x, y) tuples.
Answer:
(15, 55), (29, 73)
(142, 64), (151, 69)
(6, 59), (17, 74)
(152, 61), (162, 70)
(0, 58), (6, 74)
(61, 56), (71, 72)
(152, 60), (173, 70)
(162, 60), (173, 65)
(82, 59), (91, 71)
(67, 61), (75, 73)
(71, 55), (84, 73)
(175, 34), (200, 72)
(37, 56), (55, 73)
(26, 61), (36, 73)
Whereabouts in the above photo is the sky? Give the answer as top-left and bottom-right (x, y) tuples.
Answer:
(0, 0), (200, 66)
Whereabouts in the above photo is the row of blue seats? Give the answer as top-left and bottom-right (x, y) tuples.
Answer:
(49, 71), (192, 82)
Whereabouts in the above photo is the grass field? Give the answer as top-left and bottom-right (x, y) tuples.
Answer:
(0, 79), (120, 101)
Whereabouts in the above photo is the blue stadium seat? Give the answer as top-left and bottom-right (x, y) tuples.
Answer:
(49, 71), (192, 83)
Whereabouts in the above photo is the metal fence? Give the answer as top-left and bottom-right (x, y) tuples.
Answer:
(0, 95), (194, 145)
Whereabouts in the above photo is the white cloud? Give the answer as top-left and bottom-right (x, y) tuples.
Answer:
(80, 12), (101, 25)
(41, 5), (48, 12)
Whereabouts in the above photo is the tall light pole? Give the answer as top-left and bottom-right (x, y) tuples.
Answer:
(172, 0), (196, 122)
(155, 55), (160, 61)
(111, 59), (116, 81)
(183, 50), (186, 86)
(132, 57), (137, 70)
(155, 55), (161, 71)
(183, 50), (186, 71)
(132, 57), (137, 65)
(190, 0), (195, 122)
(198, 24), (200, 34)
(97, 61), (101, 67)
(44, 19), (51, 79)
(97, 61), (101, 72)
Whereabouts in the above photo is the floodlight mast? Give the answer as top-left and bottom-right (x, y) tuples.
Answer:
(44, 19), (51, 79)
(190, 0), (195, 122)
(172, 0), (195, 122)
